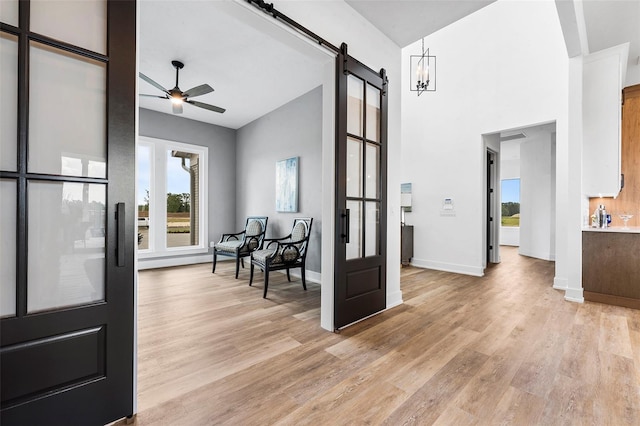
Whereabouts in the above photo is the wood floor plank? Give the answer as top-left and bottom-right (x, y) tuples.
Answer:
(598, 311), (635, 359)
(122, 247), (640, 425)
(489, 385), (546, 425)
(452, 335), (534, 419)
(382, 349), (489, 425)
(539, 373), (598, 425)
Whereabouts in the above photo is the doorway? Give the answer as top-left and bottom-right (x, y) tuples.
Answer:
(483, 122), (558, 271)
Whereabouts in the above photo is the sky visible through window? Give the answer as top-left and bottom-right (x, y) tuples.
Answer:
(137, 146), (191, 205)
(501, 178), (520, 203)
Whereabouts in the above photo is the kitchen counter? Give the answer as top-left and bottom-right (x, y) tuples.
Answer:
(583, 226), (640, 234)
(582, 230), (640, 309)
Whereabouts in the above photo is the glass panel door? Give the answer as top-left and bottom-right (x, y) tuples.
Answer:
(27, 182), (105, 313)
(1, 32), (18, 171)
(335, 47), (388, 329)
(0, 179), (16, 318)
(0, 1), (135, 423)
(28, 43), (106, 178)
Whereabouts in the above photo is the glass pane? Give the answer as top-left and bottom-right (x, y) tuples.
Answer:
(28, 181), (105, 313)
(30, 0), (107, 54)
(0, 0), (19, 26)
(137, 144), (151, 250)
(365, 201), (379, 257)
(1, 33), (18, 172)
(167, 150), (198, 248)
(365, 143), (379, 199)
(366, 84), (380, 142)
(29, 42), (106, 178)
(501, 179), (521, 227)
(347, 74), (363, 136)
(346, 200), (362, 260)
(1, 180), (16, 318)
(347, 137), (362, 198)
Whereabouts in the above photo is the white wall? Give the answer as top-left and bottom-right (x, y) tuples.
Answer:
(519, 133), (556, 260)
(401, 0), (568, 277)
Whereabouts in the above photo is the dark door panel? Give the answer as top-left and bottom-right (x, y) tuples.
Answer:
(334, 45), (388, 329)
(0, 0), (136, 423)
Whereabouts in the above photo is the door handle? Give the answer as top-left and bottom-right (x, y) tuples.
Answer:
(341, 208), (350, 243)
(116, 202), (125, 267)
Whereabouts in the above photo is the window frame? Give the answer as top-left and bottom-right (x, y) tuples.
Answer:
(137, 136), (208, 258)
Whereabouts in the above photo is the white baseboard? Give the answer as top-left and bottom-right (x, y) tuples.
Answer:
(553, 276), (568, 290)
(410, 258), (484, 277)
(275, 268), (321, 285)
(137, 254), (213, 270)
(518, 248), (555, 262)
(564, 287), (584, 303)
(386, 290), (404, 309)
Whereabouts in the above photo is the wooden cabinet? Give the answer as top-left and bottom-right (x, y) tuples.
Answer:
(583, 229), (640, 309)
(588, 84), (640, 227)
(401, 225), (413, 266)
(582, 43), (628, 197)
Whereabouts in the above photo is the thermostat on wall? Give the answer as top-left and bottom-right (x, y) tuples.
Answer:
(441, 198), (456, 216)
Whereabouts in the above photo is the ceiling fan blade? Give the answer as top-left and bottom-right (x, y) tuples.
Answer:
(172, 102), (183, 114)
(186, 100), (226, 114)
(139, 72), (169, 94)
(183, 84), (214, 98)
(140, 94), (168, 99)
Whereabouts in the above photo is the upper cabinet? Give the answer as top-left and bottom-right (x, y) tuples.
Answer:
(582, 43), (629, 198)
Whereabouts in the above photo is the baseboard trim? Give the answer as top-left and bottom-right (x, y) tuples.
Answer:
(518, 249), (555, 262)
(410, 258), (484, 277)
(275, 269), (321, 285)
(553, 276), (568, 290)
(386, 290), (404, 310)
(584, 291), (640, 310)
(138, 254), (212, 270)
(564, 287), (584, 303)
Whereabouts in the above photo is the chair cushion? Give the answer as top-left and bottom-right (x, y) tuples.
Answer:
(246, 220), (263, 237)
(253, 246), (299, 265)
(214, 240), (243, 253)
(291, 221), (307, 242)
(246, 220), (263, 250)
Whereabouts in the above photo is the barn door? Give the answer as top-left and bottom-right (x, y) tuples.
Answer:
(334, 44), (388, 329)
(0, 1), (136, 423)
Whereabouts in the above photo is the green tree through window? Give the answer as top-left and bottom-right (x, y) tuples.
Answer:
(501, 179), (520, 227)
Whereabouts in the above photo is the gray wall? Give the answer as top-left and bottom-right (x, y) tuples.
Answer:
(139, 108), (237, 248)
(236, 86), (323, 273)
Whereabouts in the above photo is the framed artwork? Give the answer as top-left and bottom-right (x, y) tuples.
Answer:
(275, 157), (298, 212)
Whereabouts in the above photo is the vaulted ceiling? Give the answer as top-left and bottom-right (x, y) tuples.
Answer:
(139, 1), (640, 129)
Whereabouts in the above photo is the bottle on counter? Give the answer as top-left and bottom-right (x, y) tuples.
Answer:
(599, 204), (608, 228)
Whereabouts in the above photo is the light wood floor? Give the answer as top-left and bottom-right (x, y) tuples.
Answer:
(132, 247), (640, 425)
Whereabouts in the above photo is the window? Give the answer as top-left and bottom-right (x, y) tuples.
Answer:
(501, 178), (520, 227)
(137, 137), (208, 256)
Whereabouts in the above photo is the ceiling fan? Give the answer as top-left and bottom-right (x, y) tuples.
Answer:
(139, 60), (226, 114)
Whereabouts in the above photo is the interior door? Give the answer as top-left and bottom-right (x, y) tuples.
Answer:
(0, 1), (136, 424)
(486, 149), (497, 265)
(335, 44), (388, 329)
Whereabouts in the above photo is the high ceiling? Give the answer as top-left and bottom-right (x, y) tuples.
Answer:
(139, 1), (640, 129)
(582, 0), (640, 85)
(344, 0), (496, 47)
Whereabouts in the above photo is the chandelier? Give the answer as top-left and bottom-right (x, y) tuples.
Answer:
(410, 38), (436, 95)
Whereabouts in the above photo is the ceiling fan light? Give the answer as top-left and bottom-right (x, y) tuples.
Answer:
(170, 95), (183, 105)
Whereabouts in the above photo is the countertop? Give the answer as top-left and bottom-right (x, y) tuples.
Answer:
(583, 226), (640, 234)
